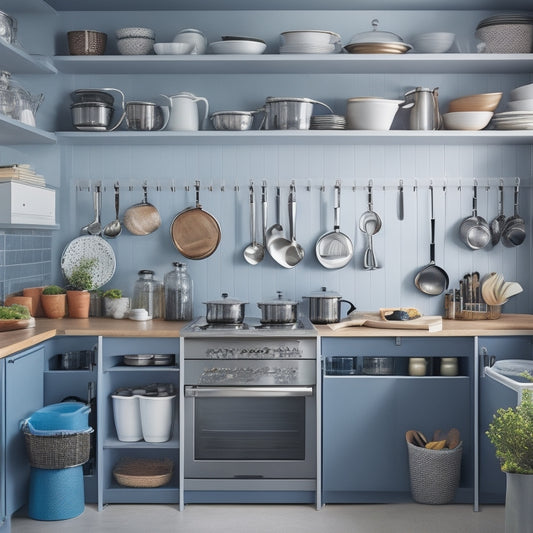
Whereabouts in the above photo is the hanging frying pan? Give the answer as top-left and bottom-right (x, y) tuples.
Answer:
(123, 183), (161, 236)
(170, 181), (221, 259)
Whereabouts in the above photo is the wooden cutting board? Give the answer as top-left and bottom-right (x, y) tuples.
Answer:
(329, 312), (443, 332)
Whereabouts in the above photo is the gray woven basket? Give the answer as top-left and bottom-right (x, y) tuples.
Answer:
(407, 441), (463, 504)
(475, 24), (533, 53)
(24, 430), (92, 469)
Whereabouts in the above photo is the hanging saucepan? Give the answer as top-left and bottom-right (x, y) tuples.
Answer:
(459, 183), (490, 250)
(123, 183), (161, 236)
(170, 181), (221, 259)
(501, 180), (526, 247)
(257, 291), (298, 324)
(303, 287), (356, 324)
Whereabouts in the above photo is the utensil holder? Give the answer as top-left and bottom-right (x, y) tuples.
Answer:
(444, 299), (502, 320)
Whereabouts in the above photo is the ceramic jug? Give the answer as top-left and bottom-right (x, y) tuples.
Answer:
(161, 91), (209, 131)
(402, 87), (441, 130)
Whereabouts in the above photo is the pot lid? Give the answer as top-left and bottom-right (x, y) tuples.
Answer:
(305, 286), (342, 298)
(265, 96), (317, 104)
(70, 101), (112, 109)
(203, 292), (248, 305)
(257, 291), (297, 306)
(71, 89), (115, 105)
(348, 18), (405, 44)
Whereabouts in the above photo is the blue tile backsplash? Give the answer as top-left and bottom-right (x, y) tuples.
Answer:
(0, 230), (53, 303)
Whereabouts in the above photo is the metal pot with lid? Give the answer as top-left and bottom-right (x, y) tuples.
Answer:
(257, 291), (298, 324)
(304, 287), (356, 324)
(204, 293), (248, 324)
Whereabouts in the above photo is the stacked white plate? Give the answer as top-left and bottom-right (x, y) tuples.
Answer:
(492, 111), (533, 130)
(310, 114), (346, 130)
(280, 30), (341, 54)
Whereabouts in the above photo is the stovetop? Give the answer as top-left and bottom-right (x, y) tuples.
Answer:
(180, 315), (317, 338)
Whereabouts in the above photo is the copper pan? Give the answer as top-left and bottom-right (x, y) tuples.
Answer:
(123, 184), (161, 236)
(170, 181), (221, 260)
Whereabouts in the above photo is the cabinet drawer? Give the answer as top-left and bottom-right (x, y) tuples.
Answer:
(0, 182), (55, 225)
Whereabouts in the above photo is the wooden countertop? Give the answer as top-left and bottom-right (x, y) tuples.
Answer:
(0, 314), (532, 359)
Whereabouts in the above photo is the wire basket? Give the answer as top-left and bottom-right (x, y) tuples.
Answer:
(113, 458), (174, 488)
(24, 429), (92, 469)
(67, 30), (107, 55)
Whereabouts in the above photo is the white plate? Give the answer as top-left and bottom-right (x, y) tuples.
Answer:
(209, 40), (266, 54)
(61, 235), (116, 289)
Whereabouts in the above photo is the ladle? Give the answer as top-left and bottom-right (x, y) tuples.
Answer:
(266, 186), (292, 267)
(243, 183), (265, 265)
(80, 185), (102, 236)
(414, 185), (449, 295)
(490, 181), (505, 246)
(358, 182), (382, 270)
(103, 184), (122, 238)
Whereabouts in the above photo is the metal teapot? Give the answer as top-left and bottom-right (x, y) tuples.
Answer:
(402, 87), (441, 130)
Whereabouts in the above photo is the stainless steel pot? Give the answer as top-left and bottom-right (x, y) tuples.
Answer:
(304, 287), (356, 324)
(204, 293), (247, 324)
(262, 97), (333, 130)
(211, 111), (255, 131)
(125, 101), (169, 131)
(70, 87), (126, 131)
(257, 292), (298, 324)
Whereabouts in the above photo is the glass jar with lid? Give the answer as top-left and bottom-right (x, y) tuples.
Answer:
(164, 262), (193, 321)
(132, 269), (163, 319)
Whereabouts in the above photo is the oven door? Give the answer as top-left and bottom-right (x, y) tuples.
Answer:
(184, 385), (316, 479)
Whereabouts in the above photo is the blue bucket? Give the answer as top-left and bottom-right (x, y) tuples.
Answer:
(25, 402), (90, 434)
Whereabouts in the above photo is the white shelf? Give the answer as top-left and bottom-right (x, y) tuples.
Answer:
(0, 41), (56, 75)
(0, 115), (56, 145)
(56, 130), (533, 146)
(1, 0), (54, 14)
(41, 0), (533, 11)
(53, 53), (533, 75)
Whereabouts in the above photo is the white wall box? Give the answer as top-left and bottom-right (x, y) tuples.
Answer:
(0, 182), (55, 226)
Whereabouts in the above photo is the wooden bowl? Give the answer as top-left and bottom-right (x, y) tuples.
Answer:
(0, 319), (31, 332)
(448, 92), (503, 113)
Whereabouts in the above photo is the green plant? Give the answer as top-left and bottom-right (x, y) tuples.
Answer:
(66, 258), (97, 291)
(103, 289), (123, 299)
(486, 371), (533, 474)
(0, 304), (31, 320)
(42, 285), (66, 295)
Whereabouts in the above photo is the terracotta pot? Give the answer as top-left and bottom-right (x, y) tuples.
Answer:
(23, 287), (45, 317)
(67, 290), (91, 318)
(41, 294), (67, 319)
(4, 296), (33, 316)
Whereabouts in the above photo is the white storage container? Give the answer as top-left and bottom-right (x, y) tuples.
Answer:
(0, 182), (55, 225)
(111, 394), (143, 442)
(138, 395), (176, 443)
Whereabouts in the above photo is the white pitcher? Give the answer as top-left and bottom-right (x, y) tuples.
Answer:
(161, 92), (209, 131)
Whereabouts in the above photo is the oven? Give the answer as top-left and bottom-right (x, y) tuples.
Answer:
(181, 317), (319, 496)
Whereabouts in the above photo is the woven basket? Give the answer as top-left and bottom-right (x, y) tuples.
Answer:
(407, 441), (463, 504)
(24, 430), (92, 469)
(68, 30), (107, 55)
(113, 458), (173, 488)
(475, 24), (533, 53)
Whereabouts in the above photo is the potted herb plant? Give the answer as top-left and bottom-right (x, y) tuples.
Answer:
(65, 258), (97, 318)
(486, 371), (533, 533)
(102, 289), (130, 319)
(40, 285), (67, 319)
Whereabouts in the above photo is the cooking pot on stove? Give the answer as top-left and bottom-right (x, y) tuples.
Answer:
(303, 286), (356, 324)
(257, 291), (298, 324)
(204, 293), (247, 324)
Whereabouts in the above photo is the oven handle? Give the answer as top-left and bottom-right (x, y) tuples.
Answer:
(184, 386), (313, 398)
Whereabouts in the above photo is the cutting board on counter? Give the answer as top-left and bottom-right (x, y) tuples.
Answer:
(329, 312), (443, 332)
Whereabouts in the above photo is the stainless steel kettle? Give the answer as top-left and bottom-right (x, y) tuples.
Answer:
(402, 87), (441, 130)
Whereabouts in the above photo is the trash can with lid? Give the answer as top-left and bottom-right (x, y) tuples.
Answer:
(21, 402), (92, 521)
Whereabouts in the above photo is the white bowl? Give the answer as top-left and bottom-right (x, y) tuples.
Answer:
(117, 36), (154, 55)
(510, 82), (533, 101)
(507, 98), (533, 112)
(411, 32), (455, 53)
(209, 40), (266, 54)
(154, 42), (194, 55)
(442, 111), (493, 130)
(280, 30), (341, 45)
(116, 27), (155, 39)
(346, 97), (402, 130)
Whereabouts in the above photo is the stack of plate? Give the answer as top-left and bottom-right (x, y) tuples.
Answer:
(310, 114), (346, 130)
(492, 112), (533, 130)
(279, 30), (341, 54)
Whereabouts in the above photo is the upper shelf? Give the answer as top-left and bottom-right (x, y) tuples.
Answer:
(0, 41), (56, 75)
(0, 115), (56, 145)
(40, 0), (533, 11)
(53, 54), (533, 75)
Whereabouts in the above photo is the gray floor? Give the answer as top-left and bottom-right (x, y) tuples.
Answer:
(12, 503), (505, 533)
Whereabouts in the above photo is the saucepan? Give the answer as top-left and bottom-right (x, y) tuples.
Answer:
(204, 293), (247, 324)
(124, 101), (169, 131)
(257, 291), (298, 324)
(303, 287), (356, 324)
(459, 183), (490, 250)
(70, 87), (126, 131)
(260, 97), (333, 130)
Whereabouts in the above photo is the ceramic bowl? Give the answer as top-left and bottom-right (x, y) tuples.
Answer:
(507, 98), (533, 112)
(510, 82), (533, 101)
(411, 32), (455, 53)
(117, 36), (154, 55)
(116, 27), (155, 39)
(209, 40), (266, 54)
(154, 42), (194, 55)
(442, 111), (493, 130)
(345, 97), (403, 130)
(448, 92), (503, 112)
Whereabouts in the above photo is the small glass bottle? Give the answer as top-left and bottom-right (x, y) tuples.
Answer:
(408, 357), (427, 376)
(164, 262), (193, 321)
(132, 269), (163, 319)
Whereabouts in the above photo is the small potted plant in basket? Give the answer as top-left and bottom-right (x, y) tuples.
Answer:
(486, 371), (533, 533)
(41, 285), (67, 319)
(65, 258), (97, 318)
(102, 289), (130, 319)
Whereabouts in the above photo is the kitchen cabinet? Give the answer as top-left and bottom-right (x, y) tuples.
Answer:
(97, 337), (180, 510)
(322, 337), (475, 504)
(2, 344), (44, 531)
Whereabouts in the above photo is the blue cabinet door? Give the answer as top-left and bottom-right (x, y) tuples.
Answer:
(4, 345), (44, 516)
